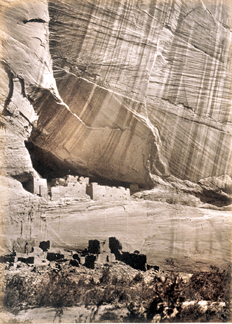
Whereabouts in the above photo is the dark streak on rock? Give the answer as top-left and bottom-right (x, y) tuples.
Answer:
(2, 62), (14, 112)
(23, 18), (46, 24)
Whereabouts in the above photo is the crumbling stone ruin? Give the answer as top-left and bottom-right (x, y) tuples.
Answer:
(90, 239), (116, 265)
(21, 172), (136, 202)
(50, 175), (131, 201)
(13, 238), (35, 254)
(109, 237), (147, 271)
(86, 183), (130, 200)
(23, 176), (48, 199)
(49, 175), (89, 200)
(39, 240), (50, 252)
(0, 237), (154, 272)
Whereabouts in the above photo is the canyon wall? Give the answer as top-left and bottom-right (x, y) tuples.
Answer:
(0, 0), (59, 184)
(1, 0), (232, 187)
(31, 0), (232, 185)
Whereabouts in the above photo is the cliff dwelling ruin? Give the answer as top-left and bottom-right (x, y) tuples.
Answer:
(0, 0), (232, 322)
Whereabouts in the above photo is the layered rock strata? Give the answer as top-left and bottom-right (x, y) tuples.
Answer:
(31, 0), (232, 184)
(1, 0), (232, 188)
(0, 0), (59, 184)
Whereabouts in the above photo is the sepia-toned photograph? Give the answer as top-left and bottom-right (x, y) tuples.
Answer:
(0, 0), (231, 322)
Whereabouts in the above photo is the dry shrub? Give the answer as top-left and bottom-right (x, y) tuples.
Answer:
(2, 264), (231, 322)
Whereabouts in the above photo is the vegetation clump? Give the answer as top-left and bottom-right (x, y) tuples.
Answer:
(2, 262), (231, 322)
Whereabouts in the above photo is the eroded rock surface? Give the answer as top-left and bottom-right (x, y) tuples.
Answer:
(1, 0), (231, 188)
(30, 0), (232, 184)
(0, 0), (60, 184)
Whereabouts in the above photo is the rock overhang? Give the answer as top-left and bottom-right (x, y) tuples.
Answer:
(1, 0), (232, 188)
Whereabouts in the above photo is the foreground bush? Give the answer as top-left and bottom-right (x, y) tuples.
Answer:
(2, 262), (231, 322)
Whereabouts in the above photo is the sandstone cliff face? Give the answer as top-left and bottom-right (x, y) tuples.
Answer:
(1, 0), (232, 187)
(30, 0), (232, 186)
(0, 0), (59, 183)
